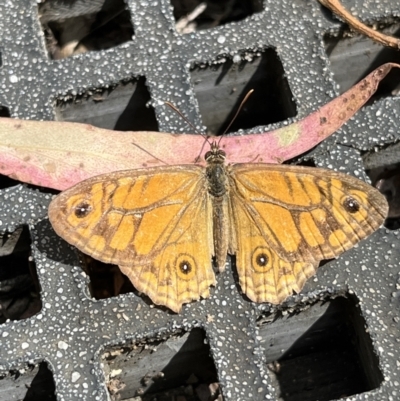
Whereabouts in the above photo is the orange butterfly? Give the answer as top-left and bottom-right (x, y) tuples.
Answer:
(48, 141), (388, 312)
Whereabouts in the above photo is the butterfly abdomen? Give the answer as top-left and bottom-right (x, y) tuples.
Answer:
(210, 192), (229, 272)
(204, 147), (230, 271)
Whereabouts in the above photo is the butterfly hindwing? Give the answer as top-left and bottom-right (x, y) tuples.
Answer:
(229, 164), (388, 303)
(48, 166), (216, 312)
(229, 193), (317, 303)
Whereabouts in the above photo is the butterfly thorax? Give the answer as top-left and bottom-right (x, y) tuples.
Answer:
(205, 142), (228, 198)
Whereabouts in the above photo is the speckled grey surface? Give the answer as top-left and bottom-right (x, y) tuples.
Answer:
(0, 0), (399, 400)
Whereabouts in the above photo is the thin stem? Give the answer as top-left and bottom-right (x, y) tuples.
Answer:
(318, 0), (400, 49)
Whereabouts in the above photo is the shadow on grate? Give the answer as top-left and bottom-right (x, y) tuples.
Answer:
(55, 76), (158, 132)
(0, 173), (19, 190)
(171, 0), (263, 33)
(0, 106), (9, 118)
(0, 105), (10, 117)
(38, 0), (134, 60)
(81, 256), (135, 301)
(363, 144), (400, 229)
(191, 49), (296, 135)
(76, 255), (177, 313)
(0, 361), (56, 401)
(0, 226), (41, 324)
(323, 19), (400, 99)
(102, 328), (221, 401)
(257, 296), (382, 401)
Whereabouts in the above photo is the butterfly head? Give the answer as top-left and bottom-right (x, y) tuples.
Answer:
(204, 142), (226, 165)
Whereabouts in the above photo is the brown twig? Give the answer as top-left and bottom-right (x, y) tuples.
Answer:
(318, 0), (400, 49)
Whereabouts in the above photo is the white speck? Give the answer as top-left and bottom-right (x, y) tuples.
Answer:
(57, 288), (63, 294)
(56, 351), (62, 358)
(2, 332), (9, 338)
(9, 75), (18, 83)
(71, 372), (80, 383)
(217, 35), (226, 44)
(361, 265), (367, 271)
(21, 342), (29, 349)
(122, 313), (129, 321)
(233, 54), (241, 63)
(110, 369), (122, 377)
(58, 341), (69, 350)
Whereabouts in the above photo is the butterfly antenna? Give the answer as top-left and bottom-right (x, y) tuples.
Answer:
(165, 101), (204, 135)
(131, 141), (169, 165)
(217, 89), (254, 146)
(165, 101), (213, 162)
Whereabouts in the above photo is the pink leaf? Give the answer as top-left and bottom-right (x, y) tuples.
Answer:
(0, 63), (398, 190)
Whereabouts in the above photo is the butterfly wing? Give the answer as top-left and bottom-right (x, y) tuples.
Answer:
(48, 166), (215, 312)
(228, 164), (388, 304)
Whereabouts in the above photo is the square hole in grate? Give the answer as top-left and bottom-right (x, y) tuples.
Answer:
(324, 19), (400, 99)
(0, 361), (56, 400)
(171, 0), (263, 33)
(38, 0), (134, 60)
(55, 77), (158, 132)
(363, 144), (400, 230)
(0, 106), (10, 118)
(190, 49), (296, 135)
(257, 296), (382, 401)
(102, 328), (221, 400)
(0, 226), (42, 324)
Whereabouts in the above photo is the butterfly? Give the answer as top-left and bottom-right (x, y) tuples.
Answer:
(48, 141), (388, 312)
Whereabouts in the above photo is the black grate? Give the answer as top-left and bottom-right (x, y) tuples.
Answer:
(324, 20), (400, 99)
(191, 49), (297, 135)
(0, 1), (399, 400)
(38, 0), (134, 60)
(259, 296), (382, 401)
(102, 328), (219, 400)
(55, 77), (159, 131)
